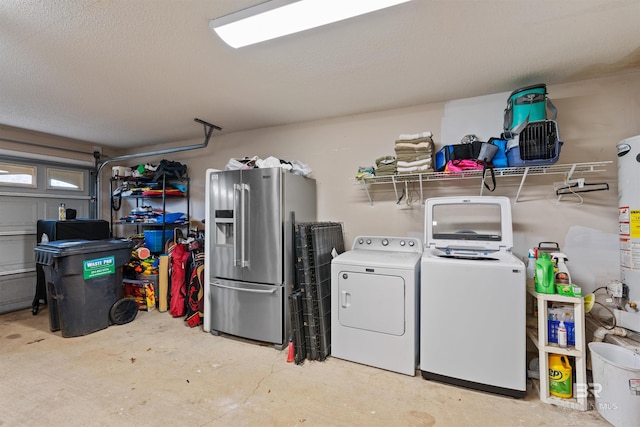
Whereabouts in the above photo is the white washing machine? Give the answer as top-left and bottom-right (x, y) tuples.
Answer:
(331, 236), (423, 376)
(420, 196), (526, 398)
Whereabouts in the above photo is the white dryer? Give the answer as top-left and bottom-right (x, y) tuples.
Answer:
(331, 236), (422, 376)
(420, 196), (526, 398)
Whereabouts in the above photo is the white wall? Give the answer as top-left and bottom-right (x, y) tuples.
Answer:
(4, 71), (635, 296)
(143, 71), (640, 295)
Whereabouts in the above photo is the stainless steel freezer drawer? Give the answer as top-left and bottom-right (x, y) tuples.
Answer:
(208, 278), (283, 344)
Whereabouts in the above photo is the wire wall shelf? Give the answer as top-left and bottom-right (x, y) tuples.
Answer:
(355, 161), (612, 205)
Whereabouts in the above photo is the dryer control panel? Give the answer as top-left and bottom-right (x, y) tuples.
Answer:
(352, 236), (423, 254)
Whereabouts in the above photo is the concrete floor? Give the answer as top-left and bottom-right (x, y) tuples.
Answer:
(0, 307), (609, 427)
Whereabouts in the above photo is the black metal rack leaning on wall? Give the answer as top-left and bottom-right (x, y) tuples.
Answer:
(109, 172), (190, 244)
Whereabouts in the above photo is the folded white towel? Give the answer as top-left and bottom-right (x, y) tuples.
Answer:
(397, 131), (433, 141)
(397, 158), (431, 168)
(394, 142), (433, 149)
(397, 164), (431, 173)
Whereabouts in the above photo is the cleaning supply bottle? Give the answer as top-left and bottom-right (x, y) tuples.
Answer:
(557, 320), (567, 348)
(548, 354), (572, 398)
(550, 252), (571, 284)
(535, 252), (555, 294)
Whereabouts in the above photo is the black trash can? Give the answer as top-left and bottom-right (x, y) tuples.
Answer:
(34, 239), (135, 337)
(33, 219), (111, 315)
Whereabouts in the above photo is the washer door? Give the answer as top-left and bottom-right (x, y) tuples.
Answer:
(337, 271), (405, 336)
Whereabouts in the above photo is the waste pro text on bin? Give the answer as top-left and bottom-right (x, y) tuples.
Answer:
(83, 256), (115, 279)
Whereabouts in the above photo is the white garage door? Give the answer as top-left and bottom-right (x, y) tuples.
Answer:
(0, 160), (93, 314)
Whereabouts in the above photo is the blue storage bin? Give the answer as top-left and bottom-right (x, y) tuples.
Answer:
(144, 229), (172, 253)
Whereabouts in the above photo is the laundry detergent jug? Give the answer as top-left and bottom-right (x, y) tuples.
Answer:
(535, 252), (555, 294)
(548, 354), (572, 398)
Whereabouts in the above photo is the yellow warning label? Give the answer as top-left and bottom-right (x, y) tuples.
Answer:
(631, 210), (640, 238)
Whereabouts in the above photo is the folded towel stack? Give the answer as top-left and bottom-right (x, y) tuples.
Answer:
(375, 155), (397, 176)
(394, 132), (434, 174)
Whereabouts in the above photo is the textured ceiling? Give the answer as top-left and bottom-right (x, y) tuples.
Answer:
(1, 0), (639, 148)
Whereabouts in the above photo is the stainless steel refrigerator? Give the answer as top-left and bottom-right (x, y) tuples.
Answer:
(203, 167), (316, 347)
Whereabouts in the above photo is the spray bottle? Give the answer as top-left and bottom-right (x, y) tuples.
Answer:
(550, 252), (583, 296)
(550, 252), (571, 284)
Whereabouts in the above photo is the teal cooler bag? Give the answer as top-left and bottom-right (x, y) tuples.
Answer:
(503, 84), (557, 137)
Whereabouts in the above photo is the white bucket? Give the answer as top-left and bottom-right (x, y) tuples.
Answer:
(588, 342), (640, 427)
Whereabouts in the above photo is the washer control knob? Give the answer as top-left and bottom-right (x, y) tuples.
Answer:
(381, 239), (389, 246)
(409, 240), (415, 247)
(358, 238), (364, 245)
(400, 240), (406, 246)
(366, 239), (372, 245)
(342, 273), (348, 279)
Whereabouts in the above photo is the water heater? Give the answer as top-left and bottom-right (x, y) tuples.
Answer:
(616, 134), (640, 332)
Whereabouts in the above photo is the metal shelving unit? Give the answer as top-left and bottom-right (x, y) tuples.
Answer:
(526, 288), (588, 411)
(109, 174), (189, 242)
(356, 161), (611, 205)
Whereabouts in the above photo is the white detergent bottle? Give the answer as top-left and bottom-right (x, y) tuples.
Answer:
(557, 320), (568, 348)
(550, 252), (571, 284)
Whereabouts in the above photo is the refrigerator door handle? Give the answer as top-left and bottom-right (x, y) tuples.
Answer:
(211, 281), (278, 294)
(233, 183), (242, 266)
(240, 183), (250, 267)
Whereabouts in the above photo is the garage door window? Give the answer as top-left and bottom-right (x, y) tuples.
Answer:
(46, 168), (84, 191)
(0, 162), (36, 187)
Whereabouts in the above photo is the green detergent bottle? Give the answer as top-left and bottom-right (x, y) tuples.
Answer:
(535, 253), (555, 294)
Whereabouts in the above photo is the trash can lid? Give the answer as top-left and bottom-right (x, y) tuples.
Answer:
(35, 238), (133, 256)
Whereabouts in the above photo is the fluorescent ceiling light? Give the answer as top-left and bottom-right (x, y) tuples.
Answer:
(209, 0), (411, 48)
